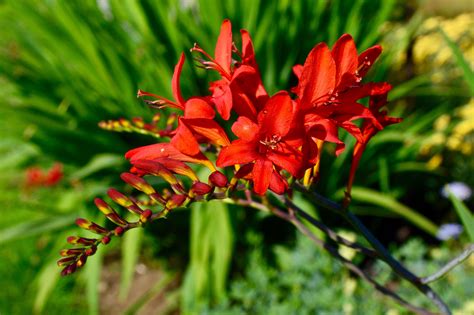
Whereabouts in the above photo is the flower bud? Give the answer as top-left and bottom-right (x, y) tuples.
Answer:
(107, 189), (134, 208)
(166, 194), (187, 208)
(67, 236), (97, 246)
(84, 246), (97, 256)
(60, 248), (84, 257)
(101, 236), (111, 244)
(61, 263), (77, 276)
(209, 171), (228, 187)
(140, 209), (153, 223)
(76, 255), (87, 267)
(94, 198), (128, 226)
(57, 256), (77, 267)
(114, 226), (125, 237)
(75, 218), (109, 235)
(191, 182), (213, 195)
(121, 173), (156, 195)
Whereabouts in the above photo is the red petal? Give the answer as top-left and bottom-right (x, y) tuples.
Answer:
(215, 19), (232, 75)
(299, 43), (336, 108)
(184, 97), (215, 119)
(231, 65), (267, 115)
(252, 159), (273, 195)
(171, 119), (201, 156)
(125, 143), (210, 167)
(332, 34), (358, 87)
(267, 145), (303, 177)
(216, 140), (259, 167)
(269, 171), (288, 195)
(232, 116), (259, 142)
(258, 91), (294, 137)
(240, 29), (257, 68)
(172, 53), (186, 106)
(211, 80), (233, 120)
(292, 64), (303, 80)
(358, 45), (382, 78)
(182, 118), (230, 147)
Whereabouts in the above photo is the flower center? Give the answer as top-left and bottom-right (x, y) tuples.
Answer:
(259, 134), (282, 150)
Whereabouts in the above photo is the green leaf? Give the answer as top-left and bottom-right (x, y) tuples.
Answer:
(338, 187), (438, 236)
(120, 218), (144, 300)
(33, 232), (72, 314)
(70, 154), (124, 180)
(448, 191), (474, 242)
(439, 27), (474, 93)
(84, 240), (103, 315)
(182, 200), (233, 313)
(0, 214), (76, 244)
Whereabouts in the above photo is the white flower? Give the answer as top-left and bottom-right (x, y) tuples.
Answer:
(441, 182), (472, 201)
(436, 223), (463, 241)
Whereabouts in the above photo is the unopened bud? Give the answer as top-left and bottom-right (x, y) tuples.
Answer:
(75, 218), (109, 235)
(107, 189), (134, 207)
(114, 226), (125, 237)
(85, 246), (97, 256)
(191, 182), (213, 195)
(57, 256), (77, 267)
(120, 173), (155, 195)
(140, 209), (153, 223)
(101, 236), (111, 244)
(61, 263), (77, 276)
(209, 171), (228, 187)
(60, 248), (83, 257)
(76, 255), (87, 267)
(166, 194), (187, 208)
(67, 236), (97, 246)
(94, 198), (128, 226)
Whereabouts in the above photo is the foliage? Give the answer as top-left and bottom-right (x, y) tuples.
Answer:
(204, 235), (474, 315)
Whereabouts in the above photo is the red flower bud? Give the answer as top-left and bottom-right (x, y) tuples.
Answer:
(166, 194), (187, 208)
(209, 171), (228, 187)
(67, 236), (97, 246)
(140, 209), (153, 223)
(101, 236), (111, 244)
(120, 173), (156, 195)
(107, 189), (134, 207)
(75, 218), (109, 235)
(61, 263), (77, 276)
(114, 226), (125, 237)
(191, 182), (213, 195)
(94, 198), (128, 226)
(57, 256), (77, 266)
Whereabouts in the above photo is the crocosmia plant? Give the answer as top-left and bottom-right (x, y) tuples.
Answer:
(57, 20), (468, 315)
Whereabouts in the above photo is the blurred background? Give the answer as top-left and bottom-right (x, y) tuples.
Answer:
(0, 0), (473, 314)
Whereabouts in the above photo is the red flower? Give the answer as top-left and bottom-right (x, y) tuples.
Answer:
(346, 86), (402, 194)
(125, 142), (216, 171)
(217, 92), (303, 195)
(137, 53), (230, 157)
(294, 34), (385, 161)
(192, 20), (268, 120)
(25, 163), (63, 188)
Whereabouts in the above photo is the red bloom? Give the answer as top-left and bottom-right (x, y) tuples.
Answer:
(217, 92), (303, 195)
(346, 86), (402, 194)
(25, 163), (63, 188)
(125, 142), (216, 172)
(294, 34), (385, 161)
(192, 20), (268, 120)
(137, 53), (230, 157)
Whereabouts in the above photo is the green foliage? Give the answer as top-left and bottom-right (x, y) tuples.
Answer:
(182, 200), (234, 313)
(448, 192), (474, 242)
(204, 235), (474, 315)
